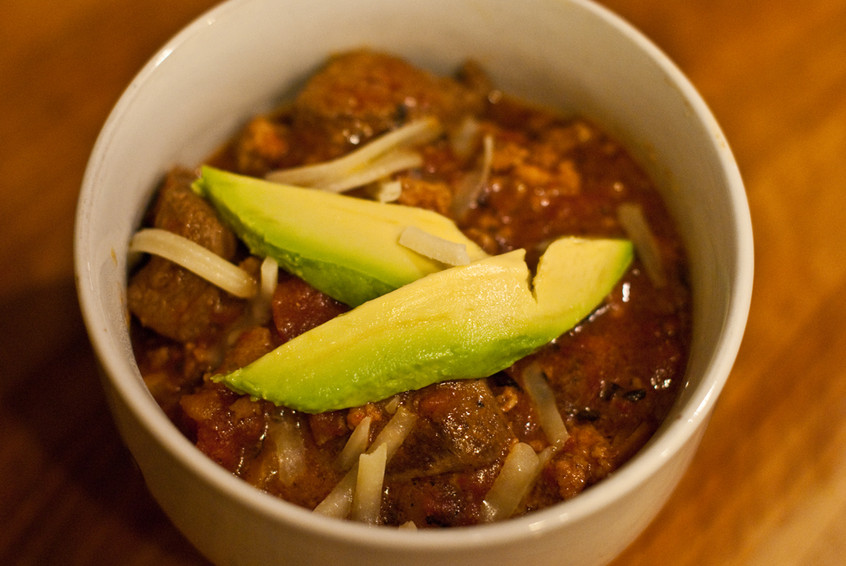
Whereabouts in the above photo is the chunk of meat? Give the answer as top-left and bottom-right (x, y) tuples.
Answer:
(291, 50), (491, 160)
(270, 273), (349, 344)
(127, 169), (244, 343)
(545, 424), (616, 500)
(385, 472), (491, 528)
(131, 328), (216, 420)
(307, 410), (350, 447)
(232, 115), (292, 177)
(215, 326), (276, 374)
(389, 380), (514, 479)
(145, 168), (237, 258)
(179, 382), (268, 474)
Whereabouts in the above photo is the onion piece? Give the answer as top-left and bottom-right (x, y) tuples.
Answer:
(480, 442), (541, 522)
(398, 225), (471, 266)
(351, 443), (388, 525)
(451, 133), (494, 218)
(522, 363), (569, 449)
(617, 203), (666, 287)
(129, 228), (257, 298)
(336, 416), (372, 471)
(266, 118), (442, 192)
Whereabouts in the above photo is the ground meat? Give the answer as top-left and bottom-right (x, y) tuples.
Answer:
(545, 425), (616, 500)
(216, 326), (276, 374)
(179, 382), (269, 474)
(131, 326), (223, 421)
(396, 177), (453, 215)
(133, 334), (197, 421)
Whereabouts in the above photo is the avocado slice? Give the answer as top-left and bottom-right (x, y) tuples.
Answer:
(214, 237), (633, 413)
(192, 166), (488, 306)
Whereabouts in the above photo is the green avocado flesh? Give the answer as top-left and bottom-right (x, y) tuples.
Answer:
(192, 166), (488, 306)
(214, 237), (633, 413)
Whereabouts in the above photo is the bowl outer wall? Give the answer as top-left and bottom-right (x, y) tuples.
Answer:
(100, 371), (710, 566)
(74, 0), (753, 564)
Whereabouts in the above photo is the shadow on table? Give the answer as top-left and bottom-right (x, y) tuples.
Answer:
(0, 277), (210, 565)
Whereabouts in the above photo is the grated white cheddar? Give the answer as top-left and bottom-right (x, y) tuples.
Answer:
(266, 118), (441, 194)
(480, 442), (541, 522)
(351, 443), (388, 525)
(522, 363), (569, 449)
(398, 225), (471, 266)
(617, 202), (666, 287)
(129, 228), (257, 298)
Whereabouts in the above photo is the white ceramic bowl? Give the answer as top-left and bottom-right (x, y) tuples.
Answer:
(74, 0), (753, 564)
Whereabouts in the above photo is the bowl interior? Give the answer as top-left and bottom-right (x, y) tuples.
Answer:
(75, 0), (752, 562)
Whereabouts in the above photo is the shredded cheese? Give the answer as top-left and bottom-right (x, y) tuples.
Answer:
(336, 416), (372, 471)
(314, 407), (417, 521)
(367, 406), (417, 458)
(351, 443), (388, 525)
(522, 363), (569, 449)
(398, 225), (471, 266)
(266, 118), (442, 193)
(259, 256), (278, 303)
(383, 395), (400, 415)
(315, 149), (422, 193)
(451, 133), (494, 218)
(313, 471), (356, 519)
(617, 203), (667, 287)
(480, 442), (541, 522)
(269, 417), (307, 480)
(128, 228), (257, 298)
(249, 255), (278, 323)
(373, 179), (403, 203)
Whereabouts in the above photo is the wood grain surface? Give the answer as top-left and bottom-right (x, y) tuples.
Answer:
(2, 1), (844, 564)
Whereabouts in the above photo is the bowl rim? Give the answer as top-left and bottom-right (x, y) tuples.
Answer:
(75, 0), (754, 552)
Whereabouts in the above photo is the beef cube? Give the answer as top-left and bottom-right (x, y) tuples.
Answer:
(127, 169), (244, 343)
(389, 380), (514, 478)
(291, 50), (491, 159)
(270, 274), (349, 344)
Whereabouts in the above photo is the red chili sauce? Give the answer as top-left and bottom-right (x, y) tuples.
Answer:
(128, 50), (691, 527)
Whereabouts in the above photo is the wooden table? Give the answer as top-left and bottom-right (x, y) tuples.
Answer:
(2, 1), (844, 564)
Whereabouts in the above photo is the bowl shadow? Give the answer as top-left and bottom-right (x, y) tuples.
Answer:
(0, 278), (210, 565)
